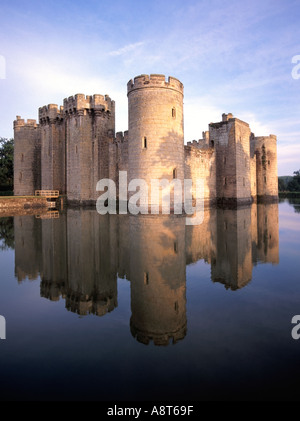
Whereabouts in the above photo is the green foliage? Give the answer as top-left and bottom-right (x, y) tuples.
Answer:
(287, 169), (300, 192)
(278, 172), (300, 193)
(0, 217), (14, 250)
(0, 138), (14, 188)
(278, 177), (286, 192)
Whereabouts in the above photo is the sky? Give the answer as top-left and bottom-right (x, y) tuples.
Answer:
(0, 0), (299, 175)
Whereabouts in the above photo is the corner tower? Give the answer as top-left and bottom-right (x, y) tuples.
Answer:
(13, 117), (41, 196)
(127, 74), (184, 207)
(253, 135), (278, 201)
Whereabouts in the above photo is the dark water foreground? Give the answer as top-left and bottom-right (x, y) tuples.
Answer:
(0, 200), (299, 401)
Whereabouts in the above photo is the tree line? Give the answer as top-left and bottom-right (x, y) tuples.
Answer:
(0, 137), (14, 191)
(278, 170), (300, 192)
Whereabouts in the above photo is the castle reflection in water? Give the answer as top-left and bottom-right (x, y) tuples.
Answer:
(14, 203), (279, 346)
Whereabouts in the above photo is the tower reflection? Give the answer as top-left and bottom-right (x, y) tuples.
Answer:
(13, 203), (279, 345)
(129, 215), (187, 345)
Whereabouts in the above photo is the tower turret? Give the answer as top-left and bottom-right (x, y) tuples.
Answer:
(127, 74), (185, 209)
(254, 135), (278, 201)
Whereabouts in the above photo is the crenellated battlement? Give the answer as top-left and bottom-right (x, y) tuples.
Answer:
(127, 74), (184, 96)
(130, 322), (186, 346)
(186, 131), (210, 149)
(14, 116), (38, 129)
(185, 143), (214, 156)
(39, 104), (63, 123)
(63, 93), (114, 114)
(13, 75), (277, 205)
(254, 134), (277, 144)
(115, 131), (128, 143)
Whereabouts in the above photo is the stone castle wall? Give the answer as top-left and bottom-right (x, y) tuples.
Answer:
(209, 114), (252, 206)
(64, 94), (115, 205)
(39, 104), (65, 193)
(13, 117), (41, 196)
(13, 75), (278, 206)
(127, 74), (185, 207)
(184, 144), (216, 205)
(254, 135), (278, 200)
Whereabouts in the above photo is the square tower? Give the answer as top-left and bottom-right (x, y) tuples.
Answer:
(209, 114), (251, 206)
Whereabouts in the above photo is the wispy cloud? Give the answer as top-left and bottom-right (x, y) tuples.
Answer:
(109, 42), (145, 57)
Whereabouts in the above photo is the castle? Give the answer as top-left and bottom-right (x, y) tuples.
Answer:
(13, 74), (278, 206)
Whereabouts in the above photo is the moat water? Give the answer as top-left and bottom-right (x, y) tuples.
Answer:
(0, 199), (299, 401)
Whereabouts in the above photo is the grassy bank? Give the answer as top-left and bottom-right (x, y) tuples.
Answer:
(0, 191), (13, 196)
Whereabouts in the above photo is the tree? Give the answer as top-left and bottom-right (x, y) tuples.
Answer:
(0, 138), (14, 188)
(287, 169), (300, 192)
(0, 217), (14, 250)
(278, 178), (286, 192)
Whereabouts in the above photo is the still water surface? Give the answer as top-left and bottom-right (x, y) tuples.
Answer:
(0, 200), (299, 401)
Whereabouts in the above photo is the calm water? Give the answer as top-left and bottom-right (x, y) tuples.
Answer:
(0, 199), (299, 401)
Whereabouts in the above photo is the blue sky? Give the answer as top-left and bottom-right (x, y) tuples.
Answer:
(0, 0), (299, 175)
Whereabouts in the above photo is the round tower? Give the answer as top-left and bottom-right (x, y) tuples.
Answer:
(127, 74), (184, 208)
(254, 135), (278, 201)
(129, 215), (187, 346)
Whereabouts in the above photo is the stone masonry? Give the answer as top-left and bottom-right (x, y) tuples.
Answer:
(13, 74), (278, 206)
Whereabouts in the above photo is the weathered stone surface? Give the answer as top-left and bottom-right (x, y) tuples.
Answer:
(13, 77), (278, 205)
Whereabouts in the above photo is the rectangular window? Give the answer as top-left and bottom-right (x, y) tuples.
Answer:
(144, 272), (149, 285)
(173, 168), (177, 179)
(143, 137), (147, 149)
(172, 107), (176, 118)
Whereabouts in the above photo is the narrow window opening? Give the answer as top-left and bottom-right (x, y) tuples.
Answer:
(172, 107), (176, 118)
(144, 272), (149, 285)
(142, 136), (147, 149)
(173, 168), (177, 179)
(174, 242), (178, 253)
(174, 301), (179, 313)
(264, 176), (267, 183)
(243, 177), (245, 187)
(224, 177), (227, 186)
(75, 145), (78, 154)
(21, 153), (24, 162)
